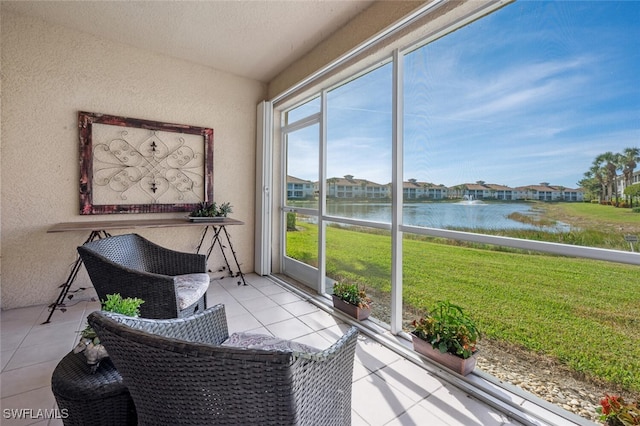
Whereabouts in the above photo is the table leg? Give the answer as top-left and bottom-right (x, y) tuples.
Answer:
(199, 225), (247, 286)
(221, 226), (247, 286)
(208, 226), (234, 277)
(43, 230), (109, 324)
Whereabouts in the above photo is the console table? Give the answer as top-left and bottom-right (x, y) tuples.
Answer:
(45, 218), (246, 324)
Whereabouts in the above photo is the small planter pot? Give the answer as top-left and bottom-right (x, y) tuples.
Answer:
(332, 295), (371, 320)
(411, 334), (477, 376)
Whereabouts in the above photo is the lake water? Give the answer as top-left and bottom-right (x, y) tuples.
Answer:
(319, 201), (571, 231)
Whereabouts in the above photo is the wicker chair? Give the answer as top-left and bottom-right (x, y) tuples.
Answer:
(78, 233), (208, 319)
(87, 304), (359, 426)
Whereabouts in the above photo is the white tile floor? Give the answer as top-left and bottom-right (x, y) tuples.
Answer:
(1, 274), (584, 425)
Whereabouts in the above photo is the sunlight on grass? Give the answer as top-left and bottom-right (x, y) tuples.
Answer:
(286, 221), (640, 393)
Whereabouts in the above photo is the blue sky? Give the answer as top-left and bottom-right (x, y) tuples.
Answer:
(289, 1), (639, 189)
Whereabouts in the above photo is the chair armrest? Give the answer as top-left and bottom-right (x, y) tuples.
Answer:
(295, 326), (359, 362)
(287, 326), (359, 424)
(91, 304), (229, 344)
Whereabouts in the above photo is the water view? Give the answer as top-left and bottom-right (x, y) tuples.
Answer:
(320, 201), (571, 231)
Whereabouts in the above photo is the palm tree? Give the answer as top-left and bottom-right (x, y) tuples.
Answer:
(594, 152), (621, 204)
(620, 147), (640, 207)
(588, 160), (606, 203)
(451, 184), (465, 200)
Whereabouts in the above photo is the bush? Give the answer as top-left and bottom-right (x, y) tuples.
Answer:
(287, 212), (297, 231)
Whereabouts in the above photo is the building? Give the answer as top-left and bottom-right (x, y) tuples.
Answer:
(616, 170), (640, 198)
(456, 181), (583, 202)
(287, 175), (315, 199)
(325, 175), (390, 199)
(404, 179), (449, 199)
(515, 183), (584, 202)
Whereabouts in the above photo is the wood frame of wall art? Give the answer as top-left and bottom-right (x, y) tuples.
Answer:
(79, 111), (214, 215)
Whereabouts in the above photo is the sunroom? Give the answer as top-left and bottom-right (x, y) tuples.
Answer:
(2, 1), (638, 425)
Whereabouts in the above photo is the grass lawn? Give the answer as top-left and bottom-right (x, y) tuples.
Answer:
(541, 202), (640, 233)
(287, 220), (640, 394)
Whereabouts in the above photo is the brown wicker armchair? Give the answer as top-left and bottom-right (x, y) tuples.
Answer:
(78, 233), (208, 319)
(87, 304), (358, 426)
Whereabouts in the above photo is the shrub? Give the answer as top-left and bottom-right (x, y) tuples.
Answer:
(287, 212), (297, 231)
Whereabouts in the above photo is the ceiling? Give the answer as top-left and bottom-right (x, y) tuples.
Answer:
(1, 0), (376, 82)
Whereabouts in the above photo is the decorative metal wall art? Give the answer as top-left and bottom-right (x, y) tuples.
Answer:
(79, 111), (213, 214)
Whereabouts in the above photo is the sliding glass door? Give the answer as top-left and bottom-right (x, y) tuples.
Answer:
(281, 99), (321, 291)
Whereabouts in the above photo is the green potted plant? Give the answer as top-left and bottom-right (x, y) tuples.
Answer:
(331, 282), (372, 321)
(189, 201), (233, 221)
(74, 294), (144, 372)
(410, 300), (480, 375)
(597, 394), (640, 426)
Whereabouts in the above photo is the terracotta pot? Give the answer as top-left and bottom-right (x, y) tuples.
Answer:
(411, 334), (477, 376)
(331, 295), (371, 320)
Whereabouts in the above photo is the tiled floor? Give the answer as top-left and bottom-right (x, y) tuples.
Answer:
(1, 274), (584, 425)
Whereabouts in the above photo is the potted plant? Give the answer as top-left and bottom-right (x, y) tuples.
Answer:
(410, 300), (480, 376)
(597, 394), (640, 426)
(331, 282), (372, 321)
(189, 201), (233, 221)
(74, 293), (144, 372)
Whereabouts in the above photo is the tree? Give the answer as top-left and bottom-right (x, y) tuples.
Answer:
(620, 147), (640, 207)
(451, 184), (466, 199)
(594, 152), (622, 204)
(624, 183), (640, 208)
(587, 161), (606, 203)
(577, 173), (600, 202)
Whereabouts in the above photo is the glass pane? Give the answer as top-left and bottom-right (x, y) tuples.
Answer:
(285, 97), (320, 125)
(286, 124), (319, 209)
(403, 1), (640, 250)
(326, 65), (393, 221)
(285, 212), (318, 267)
(401, 1), (640, 418)
(325, 222), (391, 325)
(401, 233), (639, 410)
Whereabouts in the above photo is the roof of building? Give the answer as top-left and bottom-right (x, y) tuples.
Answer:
(287, 175), (314, 184)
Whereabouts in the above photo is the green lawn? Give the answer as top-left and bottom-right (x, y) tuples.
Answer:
(559, 202), (640, 223)
(542, 202), (640, 232)
(287, 221), (640, 394)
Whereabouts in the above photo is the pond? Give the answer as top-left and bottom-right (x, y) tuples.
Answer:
(316, 201), (572, 231)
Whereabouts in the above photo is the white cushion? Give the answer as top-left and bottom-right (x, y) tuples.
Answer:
(222, 332), (319, 353)
(174, 273), (209, 310)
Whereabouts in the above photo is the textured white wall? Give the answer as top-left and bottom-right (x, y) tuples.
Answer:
(1, 11), (265, 309)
